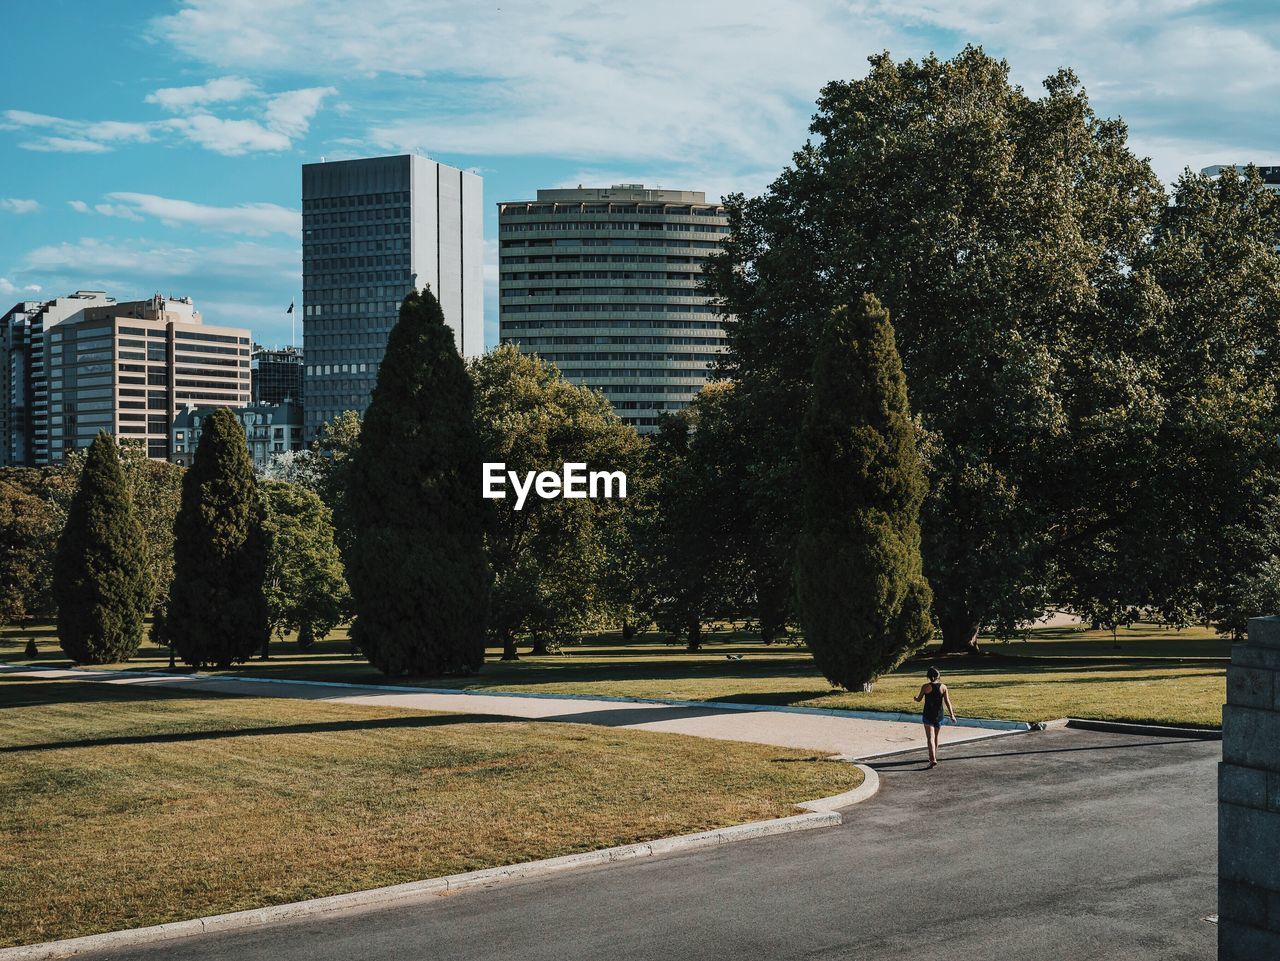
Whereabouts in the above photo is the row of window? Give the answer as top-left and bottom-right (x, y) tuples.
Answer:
(501, 271), (704, 282)
(501, 319), (723, 331)
(304, 237), (409, 256)
(501, 254), (710, 266)
(303, 209), (409, 228)
(501, 239), (722, 250)
(306, 363), (374, 376)
(503, 288), (709, 299)
(535, 352), (721, 363)
(511, 336), (727, 347)
(499, 222), (728, 234)
(501, 303), (721, 315)
(304, 254), (410, 271)
(556, 367), (709, 379)
(501, 204), (724, 217)
(303, 192), (409, 211)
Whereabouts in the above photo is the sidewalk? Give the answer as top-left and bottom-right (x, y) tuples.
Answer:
(1, 664), (1022, 760)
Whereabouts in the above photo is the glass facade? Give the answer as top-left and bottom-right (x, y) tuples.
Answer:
(301, 154), (483, 440)
(497, 186), (730, 432)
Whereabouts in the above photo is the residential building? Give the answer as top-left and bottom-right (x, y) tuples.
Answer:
(497, 185), (730, 433)
(301, 154), (483, 439)
(2, 290), (116, 466)
(1, 291), (251, 465)
(170, 400), (303, 469)
(251, 344), (303, 406)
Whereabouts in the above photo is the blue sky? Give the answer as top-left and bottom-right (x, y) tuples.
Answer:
(3, 0), (1278, 350)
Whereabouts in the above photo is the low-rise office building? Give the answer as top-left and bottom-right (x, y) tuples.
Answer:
(1, 292), (251, 464)
(170, 400), (304, 469)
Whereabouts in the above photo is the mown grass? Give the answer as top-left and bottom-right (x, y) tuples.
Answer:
(1, 619), (1229, 727)
(0, 677), (860, 948)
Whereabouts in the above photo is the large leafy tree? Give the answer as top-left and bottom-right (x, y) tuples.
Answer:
(346, 289), (490, 675)
(471, 345), (644, 659)
(0, 471), (61, 644)
(705, 47), (1166, 652)
(168, 408), (269, 668)
(52, 432), (152, 664)
(796, 296), (933, 690)
(1069, 165), (1280, 634)
(641, 384), (752, 651)
(260, 479), (348, 650)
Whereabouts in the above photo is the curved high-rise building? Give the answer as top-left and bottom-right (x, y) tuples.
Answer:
(497, 185), (730, 432)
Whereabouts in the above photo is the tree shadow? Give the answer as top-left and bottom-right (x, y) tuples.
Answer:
(1, 710), (519, 753)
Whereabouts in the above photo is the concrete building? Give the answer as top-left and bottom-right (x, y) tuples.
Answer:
(0, 292), (251, 465)
(301, 154), (483, 439)
(3, 291), (117, 466)
(171, 400), (303, 469)
(497, 185), (730, 433)
(251, 344), (303, 406)
(1201, 165), (1280, 191)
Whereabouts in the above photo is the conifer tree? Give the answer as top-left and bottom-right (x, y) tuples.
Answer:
(53, 431), (152, 663)
(795, 295), (933, 691)
(346, 288), (490, 675)
(168, 408), (269, 668)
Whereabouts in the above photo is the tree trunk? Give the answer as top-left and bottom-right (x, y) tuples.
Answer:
(938, 611), (981, 654)
(500, 630), (520, 661)
(686, 619), (701, 652)
(529, 633), (549, 656)
(621, 618), (636, 642)
(260, 634), (270, 660)
(168, 644), (176, 669)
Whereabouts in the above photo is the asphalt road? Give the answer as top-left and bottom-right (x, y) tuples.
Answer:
(83, 728), (1218, 961)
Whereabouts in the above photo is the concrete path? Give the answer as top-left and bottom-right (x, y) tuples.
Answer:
(1, 664), (1012, 760)
(65, 728), (1219, 961)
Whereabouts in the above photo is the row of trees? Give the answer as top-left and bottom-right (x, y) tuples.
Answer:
(1, 418), (347, 667)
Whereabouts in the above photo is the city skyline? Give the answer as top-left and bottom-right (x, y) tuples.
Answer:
(3, 1), (1279, 351)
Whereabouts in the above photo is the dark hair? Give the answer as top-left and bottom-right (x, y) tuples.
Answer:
(926, 667), (940, 681)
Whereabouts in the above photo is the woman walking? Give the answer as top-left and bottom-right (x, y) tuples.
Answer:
(914, 667), (957, 768)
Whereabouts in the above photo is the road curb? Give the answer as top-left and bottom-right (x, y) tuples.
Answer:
(798, 763), (879, 811)
(1064, 718), (1222, 740)
(0, 662), (1030, 732)
(854, 725), (1032, 762)
(0, 767), (877, 961)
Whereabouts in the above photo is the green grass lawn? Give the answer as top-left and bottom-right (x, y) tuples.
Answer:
(2, 619), (1229, 728)
(0, 677), (859, 948)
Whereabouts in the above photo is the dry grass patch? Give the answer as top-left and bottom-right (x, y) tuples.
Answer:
(0, 677), (859, 949)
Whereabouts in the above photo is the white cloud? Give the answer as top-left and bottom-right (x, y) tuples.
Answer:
(263, 87), (337, 139)
(148, 0), (1280, 186)
(0, 198), (39, 214)
(0, 277), (43, 297)
(23, 237), (296, 280)
(96, 192), (299, 235)
(68, 200), (90, 213)
(164, 114), (292, 154)
(145, 75), (259, 110)
(2, 81), (334, 157)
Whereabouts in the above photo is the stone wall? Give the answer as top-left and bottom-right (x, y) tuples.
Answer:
(1219, 615), (1280, 958)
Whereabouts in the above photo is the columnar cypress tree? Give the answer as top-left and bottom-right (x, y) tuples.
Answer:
(53, 432), (152, 664)
(347, 288), (490, 675)
(795, 295), (933, 691)
(168, 408), (269, 668)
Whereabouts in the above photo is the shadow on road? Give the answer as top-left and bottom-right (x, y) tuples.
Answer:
(868, 737), (1206, 769)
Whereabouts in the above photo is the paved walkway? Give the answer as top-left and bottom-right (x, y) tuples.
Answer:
(1, 664), (1015, 760)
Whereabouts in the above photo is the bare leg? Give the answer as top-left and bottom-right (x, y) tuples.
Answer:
(925, 724), (938, 767)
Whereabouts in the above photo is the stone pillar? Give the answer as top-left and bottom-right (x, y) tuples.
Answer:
(1219, 615), (1280, 958)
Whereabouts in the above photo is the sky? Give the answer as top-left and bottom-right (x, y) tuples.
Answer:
(3, 0), (1278, 350)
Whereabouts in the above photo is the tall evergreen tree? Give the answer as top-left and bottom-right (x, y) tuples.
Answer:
(52, 432), (152, 664)
(346, 288), (490, 675)
(795, 296), (933, 691)
(168, 409), (269, 668)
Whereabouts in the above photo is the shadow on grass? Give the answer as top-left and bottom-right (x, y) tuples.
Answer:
(1, 710), (520, 753)
(0, 677), (238, 711)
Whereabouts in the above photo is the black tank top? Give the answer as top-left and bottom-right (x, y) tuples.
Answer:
(923, 683), (944, 722)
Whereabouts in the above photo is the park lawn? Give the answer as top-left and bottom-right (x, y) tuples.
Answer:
(1, 620), (1229, 729)
(0, 676), (859, 949)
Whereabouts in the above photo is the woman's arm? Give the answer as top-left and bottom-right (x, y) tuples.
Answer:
(913, 683), (926, 703)
(943, 688), (957, 722)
